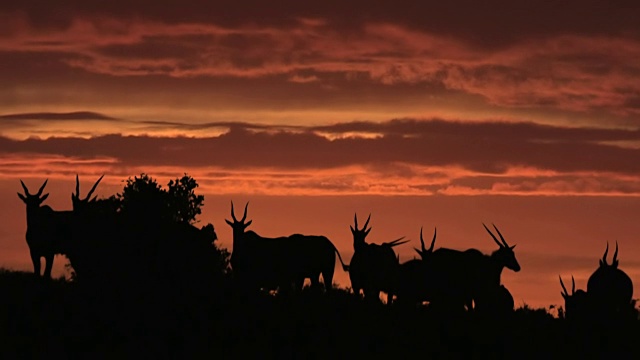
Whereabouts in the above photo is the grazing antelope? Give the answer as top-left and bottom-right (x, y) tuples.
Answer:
(420, 223), (520, 313)
(586, 242), (634, 320)
(346, 213), (409, 304)
(559, 275), (590, 321)
(226, 201), (348, 294)
(393, 227), (437, 306)
(17, 179), (74, 278)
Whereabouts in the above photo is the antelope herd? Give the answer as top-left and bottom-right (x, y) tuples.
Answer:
(17, 177), (637, 322)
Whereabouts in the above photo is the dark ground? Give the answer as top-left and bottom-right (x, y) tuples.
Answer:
(0, 269), (638, 360)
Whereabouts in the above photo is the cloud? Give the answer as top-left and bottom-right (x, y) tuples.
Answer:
(1, 118), (640, 196)
(0, 111), (117, 121)
(2, 8), (640, 118)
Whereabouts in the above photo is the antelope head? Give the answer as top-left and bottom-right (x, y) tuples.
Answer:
(225, 201), (252, 237)
(71, 174), (104, 212)
(17, 179), (49, 210)
(414, 226), (437, 259)
(559, 275), (577, 301)
(350, 213), (371, 248)
(598, 241), (619, 269)
(559, 275), (588, 319)
(483, 223), (520, 272)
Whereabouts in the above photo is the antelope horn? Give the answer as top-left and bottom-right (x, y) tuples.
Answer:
(559, 275), (568, 296)
(613, 241), (619, 264)
(429, 227), (437, 252)
(36, 179), (48, 197)
(75, 174), (80, 198)
(388, 238), (410, 247)
(386, 236), (406, 245)
(571, 275), (575, 294)
(483, 223), (503, 248)
(241, 202), (249, 223)
(390, 240), (410, 247)
(85, 174), (104, 201)
(492, 223), (509, 247)
(20, 180), (30, 196)
(602, 242), (609, 265)
(354, 213), (358, 230)
(230, 201), (238, 222)
(420, 227), (426, 253)
(363, 213), (371, 230)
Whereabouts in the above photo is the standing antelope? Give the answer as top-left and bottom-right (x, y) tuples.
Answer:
(393, 226), (437, 306)
(226, 201), (348, 294)
(346, 213), (409, 304)
(586, 242), (634, 320)
(18, 179), (74, 278)
(420, 223), (520, 313)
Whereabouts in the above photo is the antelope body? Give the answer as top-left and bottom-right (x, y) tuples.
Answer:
(226, 202), (348, 293)
(18, 179), (74, 278)
(586, 242), (634, 320)
(417, 224), (520, 313)
(346, 213), (408, 303)
(559, 275), (590, 321)
(393, 227), (437, 306)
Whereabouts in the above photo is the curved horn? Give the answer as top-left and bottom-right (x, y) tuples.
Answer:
(85, 174), (104, 201)
(420, 227), (426, 253)
(429, 227), (437, 252)
(20, 180), (30, 196)
(602, 242), (609, 266)
(613, 241), (619, 265)
(483, 223), (503, 248)
(363, 213), (371, 230)
(492, 223), (509, 247)
(559, 275), (569, 296)
(241, 202), (249, 223)
(571, 275), (575, 294)
(36, 179), (48, 197)
(230, 201), (238, 222)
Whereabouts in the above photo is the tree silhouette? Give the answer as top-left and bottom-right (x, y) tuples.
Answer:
(167, 174), (205, 225)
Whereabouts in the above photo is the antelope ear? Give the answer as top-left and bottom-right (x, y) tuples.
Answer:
(17, 193), (27, 202)
(225, 219), (233, 226)
(40, 193), (49, 202)
(350, 226), (355, 233)
(244, 220), (252, 228)
(510, 245), (516, 250)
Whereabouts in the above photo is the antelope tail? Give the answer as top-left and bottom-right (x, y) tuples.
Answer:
(331, 242), (350, 272)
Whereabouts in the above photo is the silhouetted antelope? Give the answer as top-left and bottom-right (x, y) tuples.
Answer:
(420, 223), (520, 313)
(17, 179), (74, 278)
(559, 275), (590, 321)
(226, 201), (348, 294)
(346, 213), (408, 304)
(393, 226), (437, 306)
(586, 242), (634, 320)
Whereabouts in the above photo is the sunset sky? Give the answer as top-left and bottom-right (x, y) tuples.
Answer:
(3, 1), (640, 309)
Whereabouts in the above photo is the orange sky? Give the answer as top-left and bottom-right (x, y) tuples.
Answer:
(2, 1), (640, 309)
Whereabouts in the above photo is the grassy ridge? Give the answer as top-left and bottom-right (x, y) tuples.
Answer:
(1, 268), (639, 359)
